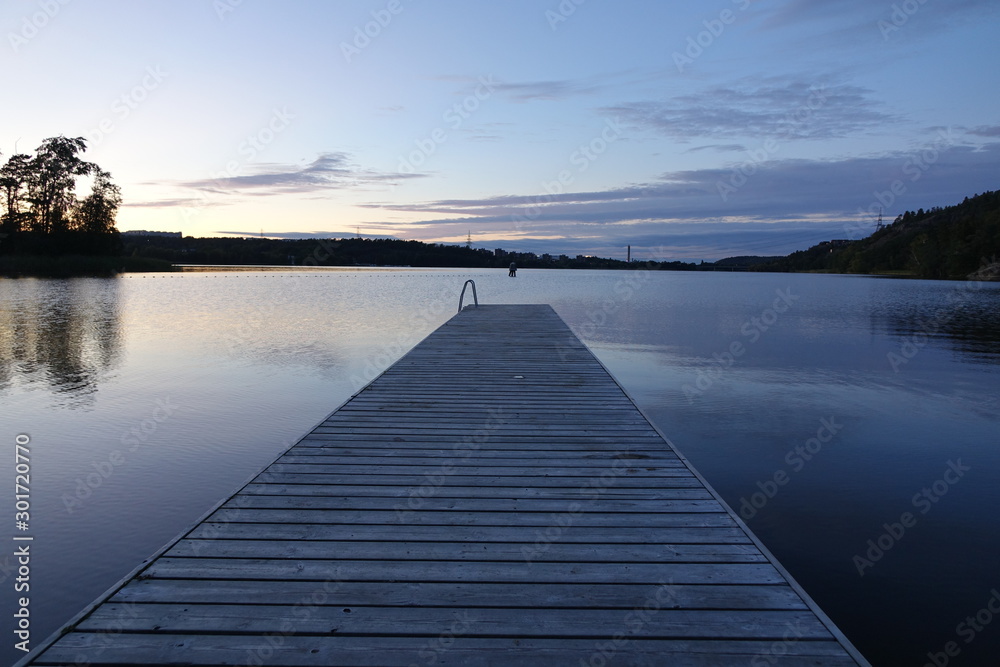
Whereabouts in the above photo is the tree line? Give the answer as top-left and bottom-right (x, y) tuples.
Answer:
(123, 235), (767, 271)
(1, 136), (122, 256)
(123, 235), (639, 269)
(754, 190), (999, 279)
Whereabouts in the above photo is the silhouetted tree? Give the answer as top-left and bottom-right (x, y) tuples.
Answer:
(0, 153), (32, 233)
(25, 136), (95, 235)
(74, 169), (122, 235)
(0, 136), (125, 262)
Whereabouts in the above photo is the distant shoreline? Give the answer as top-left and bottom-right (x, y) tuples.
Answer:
(3, 259), (996, 282)
(0, 254), (173, 278)
(173, 264), (417, 272)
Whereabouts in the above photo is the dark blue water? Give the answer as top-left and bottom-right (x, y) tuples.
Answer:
(1, 268), (998, 666)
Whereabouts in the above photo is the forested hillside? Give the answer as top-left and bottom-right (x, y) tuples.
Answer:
(756, 191), (999, 279)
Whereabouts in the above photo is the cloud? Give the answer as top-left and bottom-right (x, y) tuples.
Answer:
(492, 78), (604, 102)
(357, 142), (1000, 258)
(213, 231), (402, 241)
(123, 198), (211, 208)
(466, 220), (851, 261)
(606, 78), (898, 142)
(754, 0), (889, 31)
(968, 125), (1000, 138)
(439, 70), (643, 104)
(685, 144), (747, 153)
(753, 0), (996, 41)
(181, 152), (425, 195)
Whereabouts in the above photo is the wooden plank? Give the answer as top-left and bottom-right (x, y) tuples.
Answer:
(78, 604), (833, 639)
(205, 508), (731, 526)
(143, 558), (786, 584)
(21, 304), (865, 667)
(111, 579), (804, 609)
(226, 495), (717, 512)
(262, 463), (689, 476)
(164, 539), (768, 562)
(276, 451), (682, 462)
(33, 635), (861, 667)
(187, 522), (755, 544)
(296, 438), (672, 449)
(250, 473), (699, 487)
(320, 415), (655, 426)
(240, 484), (710, 499)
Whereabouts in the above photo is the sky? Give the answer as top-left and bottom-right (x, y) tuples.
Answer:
(2, 0), (998, 261)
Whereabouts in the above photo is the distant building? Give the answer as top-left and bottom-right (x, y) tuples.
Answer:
(121, 230), (182, 238)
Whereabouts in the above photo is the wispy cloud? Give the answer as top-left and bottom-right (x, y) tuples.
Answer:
(685, 144), (747, 153)
(755, 0), (887, 30)
(752, 0), (996, 41)
(123, 198), (212, 209)
(492, 78), (604, 102)
(213, 230), (402, 241)
(437, 70), (642, 104)
(606, 78), (898, 141)
(968, 125), (1000, 138)
(181, 152), (425, 195)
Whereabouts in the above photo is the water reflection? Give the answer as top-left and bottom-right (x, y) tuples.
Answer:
(874, 285), (1000, 365)
(0, 278), (122, 406)
(1, 270), (998, 667)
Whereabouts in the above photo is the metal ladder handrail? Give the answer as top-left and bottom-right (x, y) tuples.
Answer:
(458, 279), (478, 312)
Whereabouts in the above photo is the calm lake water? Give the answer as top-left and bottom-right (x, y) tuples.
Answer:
(1, 268), (999, 665)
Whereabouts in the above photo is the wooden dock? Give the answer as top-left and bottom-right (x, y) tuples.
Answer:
(24, 304), (867, 666)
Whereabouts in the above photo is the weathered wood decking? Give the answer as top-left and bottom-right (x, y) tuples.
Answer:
(25, 304), (867, 666)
